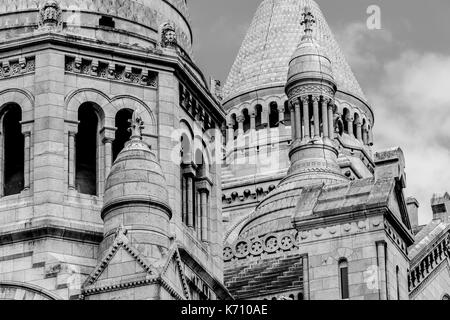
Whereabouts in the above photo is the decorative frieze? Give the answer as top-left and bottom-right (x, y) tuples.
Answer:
(65, 56), (158, 88)
(0, 57), (35, 79)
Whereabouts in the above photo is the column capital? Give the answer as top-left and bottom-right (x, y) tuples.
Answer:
(196, 177), (213, 194)
(277, 105), (285, 113)
(345, 115), (354, 122)
(300, 96), (309, 104)
(250, 112), (257, 118)
(181, 163), (197, 177)
(355, 119), (363, 126)
(236, 115), (245, 123)
(311, 95), (320, 103)
(322, 97), (333, 105)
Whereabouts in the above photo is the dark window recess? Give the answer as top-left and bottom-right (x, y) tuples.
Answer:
(113, 108), (133, 162)
(3, 105), (24, 196)
(99, 16), (115, 28)
(340, 264), (349, 299)
(76, 103), (98, 195)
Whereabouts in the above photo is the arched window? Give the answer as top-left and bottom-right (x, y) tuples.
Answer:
(339, 258), (349, 299)
(180, 132), (191, 225)
(2, 104), (24, 196)
(269, 102), (279, 128)
(255, 105), (262, 130)
(442, 294), (450, 300)
(298, 292), (304, 300)
(242, 109), (250, 133)
(283, 101), (291, 126)
(231, 114), (238, 140)
(76, 103), (99, 195)
(113, 108), (133, 162)
(353, 113), (360, 138)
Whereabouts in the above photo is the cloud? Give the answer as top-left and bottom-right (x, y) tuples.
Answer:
(369, 51), (450, 224)
(336, 21), (450, 225)
(335, 21), (394, 73)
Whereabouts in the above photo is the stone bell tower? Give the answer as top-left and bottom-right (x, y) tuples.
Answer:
(284, 8), (346, 186)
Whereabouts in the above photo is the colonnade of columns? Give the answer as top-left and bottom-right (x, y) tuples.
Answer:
(289, 95), (335, 142)
(181, 164), (211, 243)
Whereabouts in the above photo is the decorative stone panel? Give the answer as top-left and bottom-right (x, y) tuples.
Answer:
(0, 57), (35, 79)
(65, 55), (158, 88)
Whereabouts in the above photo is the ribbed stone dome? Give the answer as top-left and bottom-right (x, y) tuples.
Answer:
(223, 0), (366, 104)
(102, 135), (171, 220)
(286, 38), (334, 88)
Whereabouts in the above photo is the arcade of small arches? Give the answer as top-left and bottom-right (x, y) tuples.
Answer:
(224, 96), (374, 148)
(0, 88), (156, 198)
(179, 120), (214, 243)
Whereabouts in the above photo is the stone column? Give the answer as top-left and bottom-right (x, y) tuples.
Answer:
(346, 115), (354, 136)
(312, 96), (320, 138)
(362, 123), (369, 145)
(278, 105), (285, 128)
(197, 179), (212, 242)
(377, 241), (388, 300)
(186, 175), (194, 228)
(68, 131), (77, 190)
(355, 120), (363, 142)
(23, 132), (31, 190)
(368, 125), (374, 146)
(201, 191), (208, 242)
(301, 96), (310, 139)
(21, 120), (33, 192)
(321, 99), (329, 138)
(103, 139), (113, 177)
(328, 104), (335, 140)
(289, 102), (296, 141)
(227, 122), (234, 149)
(294, 100), (302, 140)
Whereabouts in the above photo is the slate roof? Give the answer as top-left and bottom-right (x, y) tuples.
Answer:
(224, 255), (304, 299)
(223, 0), (366, 103)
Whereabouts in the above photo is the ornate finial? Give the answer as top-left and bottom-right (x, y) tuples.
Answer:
(128, 110), (145, 140)
(38, 0), (63, 31)
(161, 22), (178, 48)
(300, 6), (316, 40)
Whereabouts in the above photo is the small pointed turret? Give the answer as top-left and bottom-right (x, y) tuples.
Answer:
(283, 6), (346, 185)
(100, 110), (172, 261)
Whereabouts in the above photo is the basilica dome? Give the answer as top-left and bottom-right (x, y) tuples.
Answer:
(0, 0), (193, 56)
(222, 0), (367, 106)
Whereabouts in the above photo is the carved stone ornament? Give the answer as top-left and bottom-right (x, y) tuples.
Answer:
(38, 0), (63, 31)
(161, 22), (178, 48)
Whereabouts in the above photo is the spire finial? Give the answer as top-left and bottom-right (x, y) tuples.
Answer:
(128, 110), (145, 140)
(300, 6), (316, 40)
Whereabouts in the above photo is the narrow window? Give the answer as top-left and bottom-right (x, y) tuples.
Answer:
(269, 102), (279, 128)
(76, 103), (98, 195)
(255, 105), (262, 130)
(99, 16), (115, 28)
(283, 101), (291, 126)
(396, 266), (400, 300)
(113, 108), (133, 162)
(339, 258), (349, 299)
(3, 104), (24, 196)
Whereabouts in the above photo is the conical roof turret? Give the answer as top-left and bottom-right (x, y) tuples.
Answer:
(222, 0), (366, 106)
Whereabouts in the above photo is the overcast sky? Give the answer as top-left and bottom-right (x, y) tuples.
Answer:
(190, 0), (450, 225)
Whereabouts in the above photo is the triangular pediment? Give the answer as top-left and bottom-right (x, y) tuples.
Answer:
(82, 227), (158, 292)
(159, 247), (190, 300)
